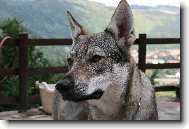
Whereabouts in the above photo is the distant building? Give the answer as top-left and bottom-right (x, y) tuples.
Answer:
(167, 60), (180, 63)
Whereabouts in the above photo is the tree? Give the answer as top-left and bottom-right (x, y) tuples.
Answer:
(0, 18), (62, 111)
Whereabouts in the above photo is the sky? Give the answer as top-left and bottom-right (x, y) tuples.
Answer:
(89, 0), (180, 7)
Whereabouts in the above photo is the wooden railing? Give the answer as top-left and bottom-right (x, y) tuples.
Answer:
(0, 33), (180, 112)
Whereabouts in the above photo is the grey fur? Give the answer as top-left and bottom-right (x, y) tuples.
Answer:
(53, 0), (158, 120)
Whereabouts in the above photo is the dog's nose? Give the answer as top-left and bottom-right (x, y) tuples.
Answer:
(55, 77), (73, 93)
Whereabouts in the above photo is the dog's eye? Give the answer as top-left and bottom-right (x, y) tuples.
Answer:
(67, 58), (73, 66)
(90, 55), (103, 63)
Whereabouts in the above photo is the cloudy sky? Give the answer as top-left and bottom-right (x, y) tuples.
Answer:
(89, 0), (180, 7)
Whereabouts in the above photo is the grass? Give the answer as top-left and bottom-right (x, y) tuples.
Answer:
(155, 91), (176, 98)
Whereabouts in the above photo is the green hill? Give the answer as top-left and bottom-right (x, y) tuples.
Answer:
(0, 0), (180, 38)
(0, 0), (180, 64)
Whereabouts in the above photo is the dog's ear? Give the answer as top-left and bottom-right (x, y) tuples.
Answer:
(105, 0), (135, 47)
(67, 11), (89, 44)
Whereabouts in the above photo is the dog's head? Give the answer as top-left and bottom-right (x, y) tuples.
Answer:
(56, 0), (136, 102)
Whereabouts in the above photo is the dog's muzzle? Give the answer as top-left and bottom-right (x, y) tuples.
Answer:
(55, 77), (104, 102)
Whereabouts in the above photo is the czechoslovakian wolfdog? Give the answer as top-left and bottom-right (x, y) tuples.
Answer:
(53, 0), (158, 120)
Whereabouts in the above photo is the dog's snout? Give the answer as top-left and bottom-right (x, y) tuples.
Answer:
(55, 77), (73, 93)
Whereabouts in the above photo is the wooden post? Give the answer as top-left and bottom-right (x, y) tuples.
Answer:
(0, 83), (2, 96)
(138, 34), (147, 72)
(18, 33), (28, 112)
(175, 86), (180, 100)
